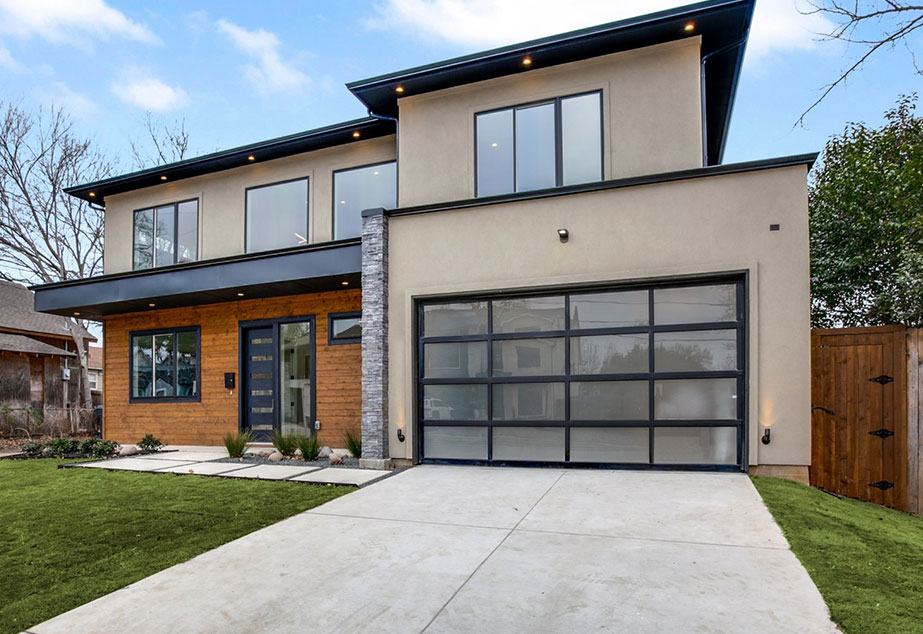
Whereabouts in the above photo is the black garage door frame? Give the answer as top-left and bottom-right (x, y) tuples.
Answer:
(413, 272), (749, 472)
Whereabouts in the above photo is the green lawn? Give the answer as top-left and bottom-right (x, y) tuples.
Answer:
(752, 476), (923, 634)
(0, 459), (352, 634)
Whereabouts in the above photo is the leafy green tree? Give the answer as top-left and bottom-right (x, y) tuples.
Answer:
(810, 94), (923, 327)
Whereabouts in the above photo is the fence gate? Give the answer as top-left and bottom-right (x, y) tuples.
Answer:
(811, 326), (908, 510)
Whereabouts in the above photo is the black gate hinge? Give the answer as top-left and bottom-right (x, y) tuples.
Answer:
(869, 428), (895, 439)
(869, 480), (895, 490)
(869, 374), (894, 385)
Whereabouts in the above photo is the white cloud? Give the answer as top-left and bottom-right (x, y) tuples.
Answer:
(111, 71), (188, 112)
(217, 19), (310, 94)
(0, 40), (23, 72)
(0, 0), (159, 46)
(366, 0), (833, 64)
(36, 82), (98, 118)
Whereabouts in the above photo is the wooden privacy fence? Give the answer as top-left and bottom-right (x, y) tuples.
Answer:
(811, 326), (923, 513)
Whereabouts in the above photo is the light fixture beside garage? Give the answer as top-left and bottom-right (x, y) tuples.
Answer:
(762, 428), (771, 445)
(557, 228), (569, 243)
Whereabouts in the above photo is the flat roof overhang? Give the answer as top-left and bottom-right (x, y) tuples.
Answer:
(31, 240), (361, 319)
(348, 0), (754, 165)
(65, 118), (395, 204)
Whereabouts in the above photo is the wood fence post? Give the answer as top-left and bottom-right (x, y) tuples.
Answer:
(908, 328), (921, 514)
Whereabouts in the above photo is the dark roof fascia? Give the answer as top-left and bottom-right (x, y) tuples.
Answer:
(65, 118), (395, 203)
(386, 153), (818, 217)
(348, 0), (754, 164)
(30, 238), (360, 291)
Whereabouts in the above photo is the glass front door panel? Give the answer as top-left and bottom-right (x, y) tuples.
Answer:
(280, 321), (312, 437)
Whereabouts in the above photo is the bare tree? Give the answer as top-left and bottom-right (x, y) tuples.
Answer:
(129, 112), (190, 169)
(0, 102), (111, 409)
(801, 1), (923, 122)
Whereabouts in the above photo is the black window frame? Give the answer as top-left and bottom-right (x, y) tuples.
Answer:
(332, 160), (398, 241)
(132, 198), (199, 271)
(415, 275), (747, 471)
(328, 311), (362, 345)
(474, 90), (604, 197)
(244, 176), (310, 254)
(129, 326), (201, 403)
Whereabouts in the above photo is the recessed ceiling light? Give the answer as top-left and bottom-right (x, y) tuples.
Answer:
(522, 56), (532, 66)
(684, 22), (695, 32)
(160, 175), (167, 181)
(88, 192), (95, 198)
(73, 312), (80, 316)
(237, 292), (245, 297)
(341, 281), (349, 286)
(395, 85), (404, 93)
(352, 131), (361, 138)
(148, 303), (156, 307)
(247, 155), (256, 161)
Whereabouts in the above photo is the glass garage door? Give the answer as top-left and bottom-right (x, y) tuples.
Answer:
(417, 280), (745, 470)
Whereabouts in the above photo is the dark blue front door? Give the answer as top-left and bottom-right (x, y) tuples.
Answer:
(243, 326), (275, 441)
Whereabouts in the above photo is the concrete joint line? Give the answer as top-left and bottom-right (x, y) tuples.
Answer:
(514, 527), (791, 552)
(418, 471), (566, 634)
(306, 510), (506, 532)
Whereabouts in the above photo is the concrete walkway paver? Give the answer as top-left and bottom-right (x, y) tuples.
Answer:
(27, 466), (841, 634)
(78, 457), (195, 472)
(154, 462), (251, 476)
(290, 467), (390, 485)
(219, 464), (319, 480)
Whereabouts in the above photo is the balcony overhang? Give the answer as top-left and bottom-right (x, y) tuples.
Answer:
(31, 240), (361, 319)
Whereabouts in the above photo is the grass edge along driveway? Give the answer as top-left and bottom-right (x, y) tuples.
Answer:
(752, 476), (923, 634)
(0, 459), (352, 634)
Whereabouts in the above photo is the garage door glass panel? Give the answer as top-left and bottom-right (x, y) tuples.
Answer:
(653, 284), (737, 325)
(423, 302), (488, 337)
(654, 427), (737, 464)
(492, 338), (564, 376)
(424, 426), (488, 460)
(570, 381), (648, 420)
(493, 427), (565, 461)
(570, 334), (648, 374)
(654, 378), (737, 420)
(569, 290), (648, 328)
(655, 330), (737, 372)
(492, 296), (565, 333)
(423, 385), (487, 420)
(492, 383), (565, 420)
(424, 342), (488, 378)
(571, 427), (649, 463)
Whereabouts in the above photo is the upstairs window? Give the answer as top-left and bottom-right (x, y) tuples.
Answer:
(333, 162), (397, 240)
(133, 200), (198, 270)
(475, 91), (602, 197)
(246, 178), (309, 253)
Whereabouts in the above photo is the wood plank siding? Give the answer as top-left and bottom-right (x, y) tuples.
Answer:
(102, 290), (361, 446)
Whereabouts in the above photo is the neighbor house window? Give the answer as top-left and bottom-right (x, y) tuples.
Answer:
(88, 372), (99, 390)
(333, 162), (397, 240)
(328, 312), (361, 345)
(246, 178), (309, 253)
(475, 91), (602, 197)
(133, 200), (198, 270)
(130, 327), (200, 400)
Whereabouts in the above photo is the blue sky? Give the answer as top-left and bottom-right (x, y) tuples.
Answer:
(0, 0), (920, 172)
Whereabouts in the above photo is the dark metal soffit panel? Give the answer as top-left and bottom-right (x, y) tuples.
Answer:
(348, 0), (754, 165)
(31, 242), (361, 319)
(65, 118), (395, 203)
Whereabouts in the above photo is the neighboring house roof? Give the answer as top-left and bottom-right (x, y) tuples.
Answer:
(0, 280), (95, 342)
(88, 345), (103, 370)
(65, 117), (395, 203)
(65, 0), (753, 204)
(0, 333), (74, 357)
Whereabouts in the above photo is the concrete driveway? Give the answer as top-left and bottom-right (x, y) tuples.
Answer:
(27, 466), (839, 634)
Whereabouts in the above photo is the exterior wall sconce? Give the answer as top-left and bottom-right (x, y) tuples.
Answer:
(762, 428), (771, 445)
(397, 428), (405, 442)
(557, 228), (569, 243)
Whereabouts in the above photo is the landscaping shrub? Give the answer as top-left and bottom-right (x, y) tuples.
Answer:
(344, 429), (361, 458)
(296, 435), (320, 461)
(222, 431), (250, 458)
(46, 438), (78, 457)
(85, 439), (119, 457)
(271, 433), (298, 457)
(21, 442), (43, 457)
(137, 434), (163, 453)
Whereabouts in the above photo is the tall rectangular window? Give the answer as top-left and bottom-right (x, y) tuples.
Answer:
(130, 327), (200, 400)
(476, 91), (602, 197)
(133, 200), (198, 270)
(333, 162), (396, 240)
(246, 178), (309, 253)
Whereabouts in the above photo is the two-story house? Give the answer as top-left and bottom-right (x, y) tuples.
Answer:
(32, 0), (813, 480)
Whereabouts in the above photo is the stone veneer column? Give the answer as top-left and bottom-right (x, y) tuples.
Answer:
(359, 207), (390, 467)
